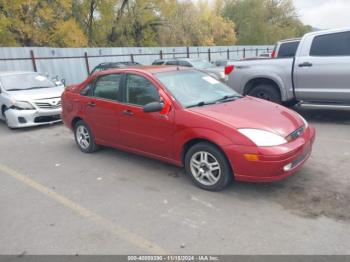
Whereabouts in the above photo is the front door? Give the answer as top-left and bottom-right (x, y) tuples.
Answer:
(119, 73), (174, 158)
(294, 31), (350, 103)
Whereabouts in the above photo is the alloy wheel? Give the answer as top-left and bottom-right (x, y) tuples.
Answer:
(190, 151), (221, 186)
(76, 125), (90, 150)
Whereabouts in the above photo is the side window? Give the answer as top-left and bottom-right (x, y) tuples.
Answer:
(125, 74), (160, 106)
(310, 32), (350, 56)
(93, 74), (122, 101)
(178, 61), (192, 67)
(165, 61), (178, 66)
(152, 61), (164, 65)
(277, 41), (300, 58)
(80, 83), (92, 96)
(90, 66), (102, 75)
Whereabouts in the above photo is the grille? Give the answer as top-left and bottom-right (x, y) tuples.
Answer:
(34, 100), (61, 109)
(34, 115), (61, 123)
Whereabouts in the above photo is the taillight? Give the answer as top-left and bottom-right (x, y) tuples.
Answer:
(224, 65), (234, 75)
(271, 48), (277, 58)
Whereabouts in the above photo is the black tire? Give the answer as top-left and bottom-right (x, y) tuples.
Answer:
(1, 107), (12, 129)
(248, 84), (281, 104)
(74, 120), (99, 153)
(282, 99), (298, 108)
(184, 142), (233, 191)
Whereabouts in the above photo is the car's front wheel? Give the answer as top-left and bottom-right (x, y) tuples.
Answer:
(185, 142), (233, 191)
(74, 120), (99, 153)
(1, 107), (12, 129)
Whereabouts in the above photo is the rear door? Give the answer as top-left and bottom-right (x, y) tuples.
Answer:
(294, 31), (350, 102)
(83, 73), (123, 145)
(119, 73), (174, 158)
(277, 41), (299, 58)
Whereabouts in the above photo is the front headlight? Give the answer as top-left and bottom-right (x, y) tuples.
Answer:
(11, 101), (35, 110)
(298, 114), (308, 128)
(238, 128), (287, 147)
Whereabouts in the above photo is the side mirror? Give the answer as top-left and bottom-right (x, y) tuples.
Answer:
(61, 79), (66, 86)
(143, 101), (164, 113)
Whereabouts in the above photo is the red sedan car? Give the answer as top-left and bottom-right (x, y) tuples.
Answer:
(61, 66), (315, 191)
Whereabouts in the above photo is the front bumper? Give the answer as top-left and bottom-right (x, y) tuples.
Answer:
(224, 126), (316, 182)
(5, 108), (62, 128)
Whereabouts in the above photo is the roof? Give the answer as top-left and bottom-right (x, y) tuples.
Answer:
(153, 58), (203, 62)
(0, 71), (36, 76)
(304, 27), (350, 37)
(94, 65), (190, 76)
(278, 38), (301, 43)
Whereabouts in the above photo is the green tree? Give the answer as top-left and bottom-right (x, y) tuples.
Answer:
(222, 0), (312, 44)
(107, 0), (163, 47)
(157, 0), (236, 46)
(0, 0), (87, 47)
(0, 0), (311, 47)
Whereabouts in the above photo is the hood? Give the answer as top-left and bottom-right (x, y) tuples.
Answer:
(6, 86), (65, 101)
(189, 96), (303, 137)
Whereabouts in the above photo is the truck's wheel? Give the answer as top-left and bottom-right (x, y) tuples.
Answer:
(248, 84), (282, 104)
(283, 100), (298, 107)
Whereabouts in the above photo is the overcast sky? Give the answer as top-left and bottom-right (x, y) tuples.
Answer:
(293, 0), (350, 29)
(193, 0), (350, 29)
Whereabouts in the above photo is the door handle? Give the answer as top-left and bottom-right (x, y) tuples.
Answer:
(87, 102), (96, 107)
(122, 110), (134, 116)
(298, 62), (313, 67)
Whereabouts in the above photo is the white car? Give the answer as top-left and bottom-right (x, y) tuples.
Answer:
(0, 71), (65, 128)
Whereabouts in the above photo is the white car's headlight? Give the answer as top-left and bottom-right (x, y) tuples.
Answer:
(11, 101), (35, 110)
(238, 128), (287, 147)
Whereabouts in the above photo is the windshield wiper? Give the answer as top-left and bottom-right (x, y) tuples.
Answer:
(215, 95), (242, 103)
(6, 88), (23, 91)
(26, 86), (55, 90)
(186, 101), (216, 108)
(7, 86), (54, 91)
(186, 95), (242, 108)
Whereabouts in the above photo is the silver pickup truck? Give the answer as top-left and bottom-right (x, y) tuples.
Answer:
(225, 28), (350, 106)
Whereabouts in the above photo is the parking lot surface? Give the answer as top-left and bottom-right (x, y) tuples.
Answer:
(0, 106), (350, 255)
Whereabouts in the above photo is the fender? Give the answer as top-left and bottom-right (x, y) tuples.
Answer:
(173, 127), (233, 163)
(243, 73), (289, 101)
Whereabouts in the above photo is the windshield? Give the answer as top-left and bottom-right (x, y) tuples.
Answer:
(156, 70), (241, 108)
(190, 60), (216, 69)
(0, 73), (55, 91)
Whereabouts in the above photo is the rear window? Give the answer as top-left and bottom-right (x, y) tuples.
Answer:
(152, 61), (164, 65)
(277, 41), (299, 58)
(165, 61), (178, 66)
(310, 32), (350, 56)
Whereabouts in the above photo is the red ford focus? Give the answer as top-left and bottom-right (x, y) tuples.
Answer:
(62, 66), (315, 191)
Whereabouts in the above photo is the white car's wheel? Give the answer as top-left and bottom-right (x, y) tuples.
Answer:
(2, 108), (12, 129)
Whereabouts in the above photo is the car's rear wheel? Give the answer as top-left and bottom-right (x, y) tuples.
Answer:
(248, 84), (281, 104)
(185, 142), (233, 191)
(74, 120), (99, 153)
